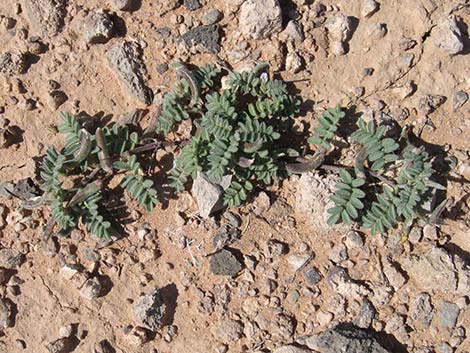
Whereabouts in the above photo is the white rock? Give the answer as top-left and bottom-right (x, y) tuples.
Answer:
(191, 173), (231, 218)
(287, 253), (312, 272)
(285, 51), (303, 74)
(325, 13), (352, 56)
(362, 0), (379, 18)
(433, 16), (464, 55)
(239, 0), (283, 39)
(273, 345), (311, 353)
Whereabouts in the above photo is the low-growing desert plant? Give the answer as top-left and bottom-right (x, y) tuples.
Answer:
(305, 107), (447, 235)
(38, 113), (159, 238)
(157, 62), (302, 206)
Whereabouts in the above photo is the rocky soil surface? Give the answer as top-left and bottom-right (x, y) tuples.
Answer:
(1, 0), (470, 352)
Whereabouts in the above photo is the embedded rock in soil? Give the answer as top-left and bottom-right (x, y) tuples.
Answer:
(299, 323), (392, 353)
(433, 16), (464, 56)
(213, 318), (243, 343)
(239, 0), (283, 39)
(0, 248), (25, 269)
(134, 288), (168, 331)
(0, 51), (28, 75)
(183, 0), (201, 11)
(47, 90), (68, 110)
(273, 346), (311, 353)
(110, 0), (134, 11)
(295, 172), (349, 233)
(178, 24), (221, 54)
(439, 301), (460, 329)
(79, 11), (114, 44)
(209, 249), (242, 276)
(327, 266), (370, 297)
(192, 173), (231, 218)
(354, 298), (376, 329)
(106, 41), (152, 106)
(402, 246), (470, 295)
(304, 267), (322, 285)
(22, 0), (67, 38)
(0, 298), (14, 328)
(408, 293), (433, 329)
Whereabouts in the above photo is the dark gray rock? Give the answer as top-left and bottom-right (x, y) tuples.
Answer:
(299, 324), (392, 353)
(184, 0), (201, 11)
(0, 249), (25, 269)
(23, 0), (67, 38)
(107, 41), (152, 105)
(209, 249), (242, 276)
(0, 298), (14, 328)
(134, 288), (168, 331)
(304, 267), (322, 286)
(178, 24), (221, 54)
(439, 301), (460, 329)
(354, 298), (376, 329)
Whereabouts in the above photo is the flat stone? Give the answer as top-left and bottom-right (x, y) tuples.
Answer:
(299, 323), (392, 353)
(213, 319), (243, 343)
(287, 253), (312, 272)
(178, 24), (221, 54)
(23, 0), (66, 38)
(439, 301), (460, 329)
(327, 266), (370, 297)
(239, 0), (282, 39)
(273, 346), (310, 353)
(209, 249), (242, 276)
(203, 9), (223, 25)
(134, 288), (168, 331)
(107, 41), (152, 105)
(304, 267), (322, 285)
(402, 247), (457, 293)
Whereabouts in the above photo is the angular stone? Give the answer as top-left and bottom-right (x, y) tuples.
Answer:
(209, 249), (242, 276)
(107, 41), (152, 105)
(433, 16), (464, 55)
(22, 0), (67, 38)
(214, 319), (243, 343)
(439, 301), (460, 329)
(327, 266), (370, 297)
(354, 298), (376, 329)
(134, 288), (168, 331)
(304, 267), (322, 286)
(192, 173), (231, 218)
(409, 293), (433, 329)
(79, 11), (114, 44)
(80, 277), (103, 300)
(273, 346), (310, 353)
(300, 324), (392, 353)
(239, 0), (282, 39)
(287, 253), (312, 272)
(178, 24), (221, 54)
(0, 51), (28, 75)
